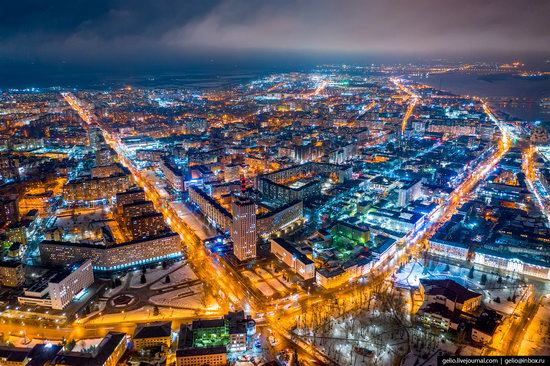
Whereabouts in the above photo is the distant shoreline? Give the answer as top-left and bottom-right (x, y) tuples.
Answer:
(411, 72), (550, 122)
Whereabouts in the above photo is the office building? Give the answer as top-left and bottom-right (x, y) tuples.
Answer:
(397, 179), (422, 207)
(257, 200), (303, 237)
(18, 260), (94, 310)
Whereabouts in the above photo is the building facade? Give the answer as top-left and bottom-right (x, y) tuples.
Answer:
(40, 233), (182, 272)
(231, 196), (257, 261)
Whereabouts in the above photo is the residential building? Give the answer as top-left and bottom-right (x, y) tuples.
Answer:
(0, 260), (25, 287)
(231, 196), (257, 261)
(40, 233), (182, 272)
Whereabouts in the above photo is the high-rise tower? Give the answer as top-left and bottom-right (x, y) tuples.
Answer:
(231, 195), (257, 261)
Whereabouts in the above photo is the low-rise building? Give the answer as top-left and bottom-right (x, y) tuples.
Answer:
(176, 312), (249, 366)
(419, 279), (481, 315)
(473, 248), (550, 280)
(471, 310), (502, 344)
(270, 238), (315, 280)
(429, 239), (469, 261)
(54, 332), (127, 366)
(417, 302), (459, 331)
(176, 346), (227, 366)
(133, 321), (172, 351)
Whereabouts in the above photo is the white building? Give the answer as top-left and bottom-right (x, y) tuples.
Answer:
(397, 179), (422, 207)
(160, 156), (185, 192)
(473, 248), (550, 280)
(428, 239), (469, 261)
(49, 260), (94, 309)
(18, 259), (94, 310)
(270, 238), (315, 280)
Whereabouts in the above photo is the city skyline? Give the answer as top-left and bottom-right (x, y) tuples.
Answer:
(0, 2), (549, 366)
(1, 1), (550, 72)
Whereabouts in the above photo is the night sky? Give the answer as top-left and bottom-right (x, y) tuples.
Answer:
(1, 0), (549, 76)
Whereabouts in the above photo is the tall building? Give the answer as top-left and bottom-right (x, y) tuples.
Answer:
(397, 179), (422, 207)
(231, 196), (257, 261)
(0, 196), (19, 227)
(88, 126), (104, 148)
(0, 260), (25, 287)
(18, 260), (94, 310)
(95, 146), (116, 167)
(129, 212), (167, 239)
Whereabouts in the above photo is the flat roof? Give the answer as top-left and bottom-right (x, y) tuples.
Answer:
(271, 238), (313, 265)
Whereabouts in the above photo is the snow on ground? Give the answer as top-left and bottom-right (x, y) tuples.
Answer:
(401, 340), (458, 366)
(6, 336), (41, 348)
(393, 261), (426, 288)
(72, 338), (104, 352)
(149, 284), (216, 310)
(244, 269), (284, 296)
(255, 282), (275, 297)
(459, 345), (482, 356)
(483, 286), (526, 315)
(519, 295), (550, 355)
(253, 268), (289, 294)
(129, 262), (181, 289)
(151, 292), (203, 308)
(242, 270), (262, 283)
(85, 305), (203, 325)
(150, 265), (197, 290)
(255, 268), (272, 279)
(104, 273), (130, 297)
(277, 275), (294, 288)
(171, 201), (217, 242)
(266, 278), (287, 293)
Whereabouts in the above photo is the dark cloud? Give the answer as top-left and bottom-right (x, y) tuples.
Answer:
(1, 0), (549, 65)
